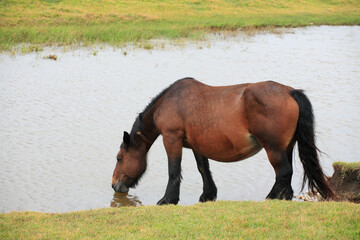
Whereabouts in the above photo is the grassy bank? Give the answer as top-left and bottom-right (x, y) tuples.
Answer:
(333, 161), (360, 171)
(1, 0), (360, 51)
(1, 201), (359, 239)
(330, 161), (360, 203)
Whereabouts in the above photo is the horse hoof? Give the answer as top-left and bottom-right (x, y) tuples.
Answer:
(266, 187), (294, 200)
(199, 193), (217, 202)
(157, 197), (169, 205)
(157, 197), (178, 205)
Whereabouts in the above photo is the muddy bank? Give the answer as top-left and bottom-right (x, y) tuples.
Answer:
(328, 162), (360, 203)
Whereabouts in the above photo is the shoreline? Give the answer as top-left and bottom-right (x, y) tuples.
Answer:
(1, 0), (359, 51)
(2, 25), (358, 55)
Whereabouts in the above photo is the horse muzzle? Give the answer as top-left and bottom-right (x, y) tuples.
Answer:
(112, 181), (129, 193)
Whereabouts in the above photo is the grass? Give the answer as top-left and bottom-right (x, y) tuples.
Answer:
(332, 161), (360, 191)
(333, 161), (360, 171)
(333, 161), (360, 182)
(0, 200), (359, 239)
(1, 0), (360, 51)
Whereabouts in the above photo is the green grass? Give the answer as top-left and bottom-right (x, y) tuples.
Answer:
(1, 0), (360, 51)
(332, 161), (360, 187)
(1, 201), (359, 239)
(333, 161), (360, 171)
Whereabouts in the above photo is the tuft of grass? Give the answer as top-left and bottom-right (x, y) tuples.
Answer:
(332, 161), (360, 182)
(331, 162), (360, 203)
(0, 201), (359, 239)
(0, 0), (360, 51)
(333, 161), (360, 171)
(142, 42), (153, 50)
(43, 54), (57, 60)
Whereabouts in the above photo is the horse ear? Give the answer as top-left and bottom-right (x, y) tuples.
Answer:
(123, 131), (130, 147)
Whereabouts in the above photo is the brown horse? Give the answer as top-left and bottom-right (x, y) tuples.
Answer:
(112, 78), (335, 204)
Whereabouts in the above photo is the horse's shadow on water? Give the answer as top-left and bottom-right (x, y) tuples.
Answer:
(110, 192), (142, 207)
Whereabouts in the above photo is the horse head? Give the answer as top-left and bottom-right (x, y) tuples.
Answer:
(112, 131), (147, 193)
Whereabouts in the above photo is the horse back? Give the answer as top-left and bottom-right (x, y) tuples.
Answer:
(153, 79), (299, 161)
(153, 78), (249, 132)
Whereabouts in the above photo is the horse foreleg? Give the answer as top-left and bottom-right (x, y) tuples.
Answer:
(193, 150), (217, 202)
(266, 150), (294, 200)
(157, 134), (183, 205)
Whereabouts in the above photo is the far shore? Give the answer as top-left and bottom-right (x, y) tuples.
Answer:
(1, 0), (359, 52)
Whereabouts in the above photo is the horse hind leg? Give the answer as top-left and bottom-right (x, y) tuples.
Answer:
(193, 150), (217, 202)
(266, 149), (294, 200)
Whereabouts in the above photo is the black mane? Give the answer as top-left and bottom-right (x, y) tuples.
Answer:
(140, 77), (194, 119)
(129, 78), (194, 141)
(139, 84), (172, 119)
(129, 81), (173, 140)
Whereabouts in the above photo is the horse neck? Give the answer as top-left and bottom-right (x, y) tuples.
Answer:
(138, 108), (160, 151)
(135, 86), (170, 150)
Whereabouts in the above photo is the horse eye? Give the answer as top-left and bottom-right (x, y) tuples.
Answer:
(117, 157), (122, 162)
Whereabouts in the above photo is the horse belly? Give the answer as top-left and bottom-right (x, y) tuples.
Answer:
(186, 131), (263, 162)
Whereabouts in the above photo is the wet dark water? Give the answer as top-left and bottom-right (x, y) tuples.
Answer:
(0, 26), (359, 213)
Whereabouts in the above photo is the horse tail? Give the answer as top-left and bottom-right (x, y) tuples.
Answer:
(290, 89), (335, 200)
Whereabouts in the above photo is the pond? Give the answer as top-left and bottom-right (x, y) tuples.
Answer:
(0, 26), (359, 213)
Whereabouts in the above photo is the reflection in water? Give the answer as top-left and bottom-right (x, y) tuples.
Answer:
(111, 192), (142, 207)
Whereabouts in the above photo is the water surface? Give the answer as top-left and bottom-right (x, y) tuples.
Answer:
(0, 26), (359, 213)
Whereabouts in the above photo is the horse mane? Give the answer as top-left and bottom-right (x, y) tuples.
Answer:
(139, 84), (172, 120)
(129, 78), (193, 139)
